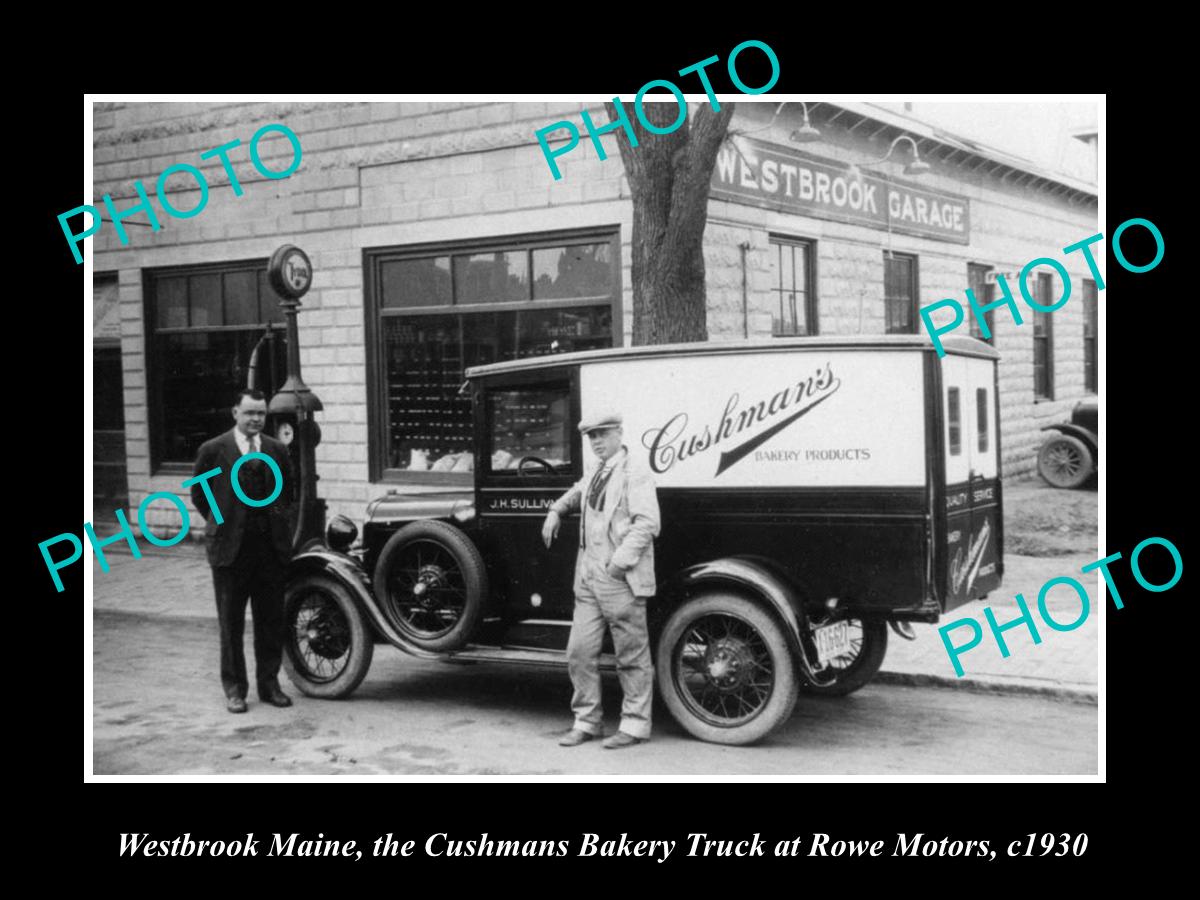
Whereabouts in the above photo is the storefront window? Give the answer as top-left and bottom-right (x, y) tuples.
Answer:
(769, 237), (817, 336)
(366, 231), (620, 480)
(884, 251), (919, 334)
(145, 261), (287, 469)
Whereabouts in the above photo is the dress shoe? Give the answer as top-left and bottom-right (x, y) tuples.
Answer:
(558, 728), (597, 747)
(259, 685), (293, 708)
(226, 696), (248, 714)
(602, 731), (646, 750)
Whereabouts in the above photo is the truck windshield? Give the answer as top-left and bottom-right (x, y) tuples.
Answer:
(487, 384), (573, 474)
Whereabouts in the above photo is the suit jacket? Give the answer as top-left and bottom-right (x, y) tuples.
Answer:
(191, 428), (296, 568)
(550, 448), (660, 597)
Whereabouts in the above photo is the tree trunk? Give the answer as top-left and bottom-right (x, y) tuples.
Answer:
(608, 100), (735, 346)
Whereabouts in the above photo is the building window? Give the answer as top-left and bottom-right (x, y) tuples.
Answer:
(769, 237), (817, 335)
(884, 251), (919, 334)
(365, 230), (620, 481)
(947, 387), (961, 456)
(1083, 278), (1097, 393)
(145, 261), (288, 470)
(1033, 271), (1055, 400)
(967, 263), (995, 343)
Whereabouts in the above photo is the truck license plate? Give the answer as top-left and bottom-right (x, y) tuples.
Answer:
(815, 621), (850, 665)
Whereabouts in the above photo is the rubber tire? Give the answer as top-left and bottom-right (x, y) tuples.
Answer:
(1037, 434), (1094, 489)
(656, 593), (799, 746)
(802, 618), (888, 697)
(372, 519), (487, 653)
(282, 573), (374, 699)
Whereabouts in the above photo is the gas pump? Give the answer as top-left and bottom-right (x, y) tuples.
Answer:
(264, 244), (326, 551)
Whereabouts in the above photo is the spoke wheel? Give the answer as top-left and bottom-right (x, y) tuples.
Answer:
(373, 520), (486, 652)
(282, 573), (373, 699)
(1037, 434), (1094, 489)
(657, 594), (798, 745)
(803, 618), (888, 696)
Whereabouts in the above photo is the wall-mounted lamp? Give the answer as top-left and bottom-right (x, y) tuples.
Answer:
(789, 103), (821, 143)
(730, 101), (822, 143)
(847, 134), (931, 179)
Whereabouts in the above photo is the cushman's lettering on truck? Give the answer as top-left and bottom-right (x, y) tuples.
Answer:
(642, 362), (841, 476)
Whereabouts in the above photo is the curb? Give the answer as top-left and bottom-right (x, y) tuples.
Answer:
(876, 669), (1097, 703)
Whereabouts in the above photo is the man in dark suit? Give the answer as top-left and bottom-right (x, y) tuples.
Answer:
(189, 389), (296, 713)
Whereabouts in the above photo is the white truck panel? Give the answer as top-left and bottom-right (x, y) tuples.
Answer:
(581, 350), (927, 488)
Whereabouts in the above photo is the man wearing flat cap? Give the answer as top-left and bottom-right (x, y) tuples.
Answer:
(542, 411), (660, 749)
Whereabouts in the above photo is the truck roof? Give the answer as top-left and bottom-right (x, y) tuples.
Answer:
(466, 334), (998, 379)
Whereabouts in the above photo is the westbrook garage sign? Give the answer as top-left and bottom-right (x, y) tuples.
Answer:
(712, 137), (970, 244)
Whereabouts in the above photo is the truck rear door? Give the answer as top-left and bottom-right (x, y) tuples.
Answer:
(941, 354), (1003, 610)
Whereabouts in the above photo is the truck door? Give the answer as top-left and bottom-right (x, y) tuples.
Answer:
(476, 373), (581, 633)
(941, 355), (1003, 610)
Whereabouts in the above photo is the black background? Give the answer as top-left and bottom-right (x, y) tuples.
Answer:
(28, 36), (1175, 886)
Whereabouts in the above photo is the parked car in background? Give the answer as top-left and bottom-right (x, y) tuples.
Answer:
(1037, 399), (1098, 489)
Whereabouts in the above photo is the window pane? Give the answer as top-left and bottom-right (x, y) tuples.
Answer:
(977, 388), (988, 452)
(463, 311), (519, 368)
(967, 265), (993, 342)
(781, 244), (795, 294)
(382, 314), (473, 472)
(158, 330), (266, 464)
(189, 273), (222, 327)
(381, 257), (452, 309)
(771, 240), (816, 337)
(156, 276), (188, 328)
(947, 387), (961, 456)
(884, 253), (915, 335)
(532, 243), (613, 299)
(258, 270), (286, 323)
(223, 270), (260, 325)
(93, 348), (125, 431)
(488, 386), (572, 472)
(516, 305), (612, 358)
(454, 251), (529, 305)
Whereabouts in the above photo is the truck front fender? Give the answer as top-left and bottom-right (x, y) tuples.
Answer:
(288, 548), (443, 660)
(661, 555), (819, 680)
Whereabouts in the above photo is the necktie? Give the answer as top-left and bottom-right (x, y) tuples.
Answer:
(579, 465), (613, 548)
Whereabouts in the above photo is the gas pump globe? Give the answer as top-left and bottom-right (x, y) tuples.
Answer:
(266, 244), (326, 551)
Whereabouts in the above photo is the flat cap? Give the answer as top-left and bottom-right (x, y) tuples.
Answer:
(578, 411), (623, 434)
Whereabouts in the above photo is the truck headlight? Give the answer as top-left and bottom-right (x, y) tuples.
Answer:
(326, 515), (358, 553)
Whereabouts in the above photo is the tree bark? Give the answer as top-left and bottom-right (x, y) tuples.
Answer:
(607, 100), (735, 346)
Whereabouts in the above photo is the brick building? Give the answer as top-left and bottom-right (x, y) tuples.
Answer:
(89, 100), (1099, 536)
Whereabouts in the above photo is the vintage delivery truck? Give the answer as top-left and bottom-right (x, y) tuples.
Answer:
(281, 334), (1003, 745)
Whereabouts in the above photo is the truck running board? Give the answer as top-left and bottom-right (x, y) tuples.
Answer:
(442, 645), (618, 671)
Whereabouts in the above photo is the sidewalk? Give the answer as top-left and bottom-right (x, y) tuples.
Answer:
(89, 545), (1098, 701)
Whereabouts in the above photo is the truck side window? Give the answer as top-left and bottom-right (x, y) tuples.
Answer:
(486, 384), (573, 474)
(977, 388), (989, 453)
(948, 387), (961, 456)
